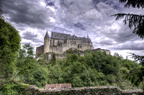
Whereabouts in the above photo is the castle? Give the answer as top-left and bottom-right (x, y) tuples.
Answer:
(36, 32), (94, 59)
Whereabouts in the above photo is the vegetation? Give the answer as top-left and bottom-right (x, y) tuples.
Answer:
(1, 0), (144, 93)
(0, 42), (142, 94)
(0, 24), (142, 94)
(44, 51), (140, 89)
(16, 44), (48, 87)
(114, 0), (144, 89)
(0, 17), (21, 80)
(6, 44), (141, 89)
(114, 0), (144, 38)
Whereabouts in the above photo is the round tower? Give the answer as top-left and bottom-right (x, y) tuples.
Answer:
(44, 32), (50, 54)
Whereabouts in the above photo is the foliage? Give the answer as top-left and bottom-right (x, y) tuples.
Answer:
(0, 81), (28, 95)
(114, 0), (144, 38)
(45, 51), (139, 89)
(0, 0), (2, 16)
(16, 44), (48, 87)
(127, 53), (144, 87)
(16, 48), (139, 89)
(114, 13), (144, 38)
(0, 42), (140, 94)
(64, 48), (82, 54)
(0, 18), (21, 80)
(119, 0), (144, 8)
(114, 0), (144, 89)
(49, 53), (56, 64)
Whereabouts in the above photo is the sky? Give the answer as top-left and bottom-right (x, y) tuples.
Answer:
(1, 0), (144, 59)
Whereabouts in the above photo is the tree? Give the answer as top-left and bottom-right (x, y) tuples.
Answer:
(16, 44), (48, 87)
(114, 0), (144, 87)
(114, 0), (144, 38)
(128, 54), (144, 86)
(0, 18), (21, 80)
(0, 0), (2, 16)
(16, 44), (37, 82)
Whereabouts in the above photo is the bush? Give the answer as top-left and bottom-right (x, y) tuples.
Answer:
(0, 81), (27, 95)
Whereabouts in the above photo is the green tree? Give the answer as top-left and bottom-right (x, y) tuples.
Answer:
(128, 54), (144, 86)
(16, 44), (35, 82)
(0, 0), (2, 16)
(17, 44), (48, 87)
(114, 0), (144, 88)
(0, 18), (21, 80)
(45, 50), (140, 88)
(114, 0), (144, 38)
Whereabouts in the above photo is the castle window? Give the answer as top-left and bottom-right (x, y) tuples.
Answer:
(49, 87), (56, 90)
(70, 41), (76, 44)
(61, 87), (67, 90)
(78, 45), (81, 48)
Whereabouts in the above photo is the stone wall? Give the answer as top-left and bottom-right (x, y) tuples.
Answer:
(27, 86), (144, 95)
(36, 45), (44, 58)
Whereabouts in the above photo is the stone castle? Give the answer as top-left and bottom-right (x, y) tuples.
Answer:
(36, 32), (94, 59)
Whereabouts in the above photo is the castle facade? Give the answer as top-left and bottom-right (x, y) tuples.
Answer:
(36, 32), (94, 58)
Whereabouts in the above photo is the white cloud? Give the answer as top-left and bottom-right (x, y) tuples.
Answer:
(46, 6), (56, 12)
(2, 0), (144, 58)
(40, 1), (46, 7)
(49, 17), (56, 23)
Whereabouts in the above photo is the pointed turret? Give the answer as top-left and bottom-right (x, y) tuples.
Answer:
(44, 31), (50, 54)
(44, 31), (49, 39)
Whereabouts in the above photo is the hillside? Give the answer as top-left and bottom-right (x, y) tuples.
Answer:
(0, 43), (143, 94)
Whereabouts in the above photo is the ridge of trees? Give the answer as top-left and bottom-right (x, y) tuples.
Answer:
(12, 45), (142, 89)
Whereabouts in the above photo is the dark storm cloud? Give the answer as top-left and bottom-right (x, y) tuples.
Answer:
(45, 0), (55, 6)
(53, 0), (143, 52)
(112, 41), (144, 50)
(54, 0), (119, 36)
(97, 40), (114, 45)
(2, 0), (144, 55)
(99, 24), (143, 50)
(52, 27), (72, 34)
(22, 31), (42, 43)
(108, 25), (139, 43)
(2, 0), (52, 29)
(74, 22), (85, 30)
(47, 0), (144, 52)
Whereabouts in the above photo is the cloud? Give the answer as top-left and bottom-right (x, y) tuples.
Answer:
(52, 0), (144, 53)
(74, 22), (85, 30)
(2, 0), (53, 29)
(45, 0), (55, 6)
(22, 31), (43, 43)
(111, 40), (144, 50)
(2, 0), (144, 57)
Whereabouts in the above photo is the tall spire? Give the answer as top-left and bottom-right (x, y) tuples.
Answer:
(44, 31), (49, 39)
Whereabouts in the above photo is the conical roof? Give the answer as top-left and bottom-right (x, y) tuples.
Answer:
(44, 31), (49, 38)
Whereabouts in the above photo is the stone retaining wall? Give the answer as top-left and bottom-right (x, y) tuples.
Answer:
(28, 86), (144, 95)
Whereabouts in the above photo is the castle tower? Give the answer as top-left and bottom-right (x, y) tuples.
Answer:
(44, 32), (50, 54)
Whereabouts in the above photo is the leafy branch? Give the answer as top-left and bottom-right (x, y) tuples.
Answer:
(119, 0), (144, 8)
(113, 13), (144, 38)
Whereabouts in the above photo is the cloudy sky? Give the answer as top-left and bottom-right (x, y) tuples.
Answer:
(1, 0), (144, 58)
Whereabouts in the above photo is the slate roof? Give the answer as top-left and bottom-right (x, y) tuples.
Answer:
(51, 32), (92, 43)
(51, 32), (70, 39)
